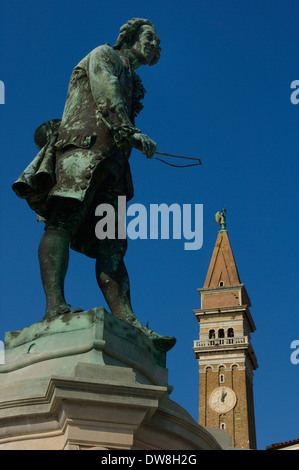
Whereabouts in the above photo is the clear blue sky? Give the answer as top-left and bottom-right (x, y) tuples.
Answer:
(0, 0), (298, 450)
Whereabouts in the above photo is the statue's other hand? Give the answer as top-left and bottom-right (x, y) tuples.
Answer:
(128, 133), (157, 159)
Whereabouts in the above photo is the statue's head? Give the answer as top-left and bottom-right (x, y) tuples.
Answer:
(113, 18), (161, 66)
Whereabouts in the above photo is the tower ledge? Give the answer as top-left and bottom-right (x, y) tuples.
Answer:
(193, 304), (256, 334)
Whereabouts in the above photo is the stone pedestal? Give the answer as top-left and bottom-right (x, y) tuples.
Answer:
(0, 307), (230, 450)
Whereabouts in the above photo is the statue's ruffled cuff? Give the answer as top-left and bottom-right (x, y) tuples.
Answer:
(112, 124), (141, 147)
(96, 107), (141, 147)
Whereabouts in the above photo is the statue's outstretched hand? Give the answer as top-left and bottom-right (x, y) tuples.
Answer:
(127, 133), (157, 159)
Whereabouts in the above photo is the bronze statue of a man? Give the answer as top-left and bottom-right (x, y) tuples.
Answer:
(13, 18), (176, 351)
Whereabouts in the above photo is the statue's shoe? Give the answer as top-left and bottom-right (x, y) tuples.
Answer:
(71, 308), (84, 314)
(43, 305), (84, 320)
(133, 322), (176, 352)
(146, 330), (176, 351)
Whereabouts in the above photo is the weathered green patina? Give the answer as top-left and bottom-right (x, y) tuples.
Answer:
(215, 209), (227, 230)
(12, 18), (176, 352)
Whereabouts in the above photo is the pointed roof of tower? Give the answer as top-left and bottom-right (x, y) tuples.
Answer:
(204, 212), (241, 288)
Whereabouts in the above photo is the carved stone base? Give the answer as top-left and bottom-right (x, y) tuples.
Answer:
(0, 308), (230, 450)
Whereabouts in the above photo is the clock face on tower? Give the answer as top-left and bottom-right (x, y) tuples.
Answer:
(209, 386), (237, 413)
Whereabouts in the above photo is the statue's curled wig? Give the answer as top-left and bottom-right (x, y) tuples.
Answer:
(113, 18), (161, 65)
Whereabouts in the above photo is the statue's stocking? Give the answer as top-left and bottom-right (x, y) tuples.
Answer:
(95, 254), (142, 327)
(38, 228), (71, 318)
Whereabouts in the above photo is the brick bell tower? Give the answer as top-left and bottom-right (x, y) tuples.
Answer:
(193, 210), (258, 449)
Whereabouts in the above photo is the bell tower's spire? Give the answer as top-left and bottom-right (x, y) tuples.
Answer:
(204, 210), (241, 289)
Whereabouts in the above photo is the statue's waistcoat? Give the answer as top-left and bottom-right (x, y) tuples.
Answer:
(52, 45), (136, 201)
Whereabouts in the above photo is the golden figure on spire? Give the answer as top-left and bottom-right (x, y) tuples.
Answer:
(215, 209), (227, 230)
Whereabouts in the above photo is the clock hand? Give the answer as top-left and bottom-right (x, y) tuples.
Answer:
(221, 390), (227, 403)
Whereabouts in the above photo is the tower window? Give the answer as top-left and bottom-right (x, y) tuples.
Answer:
(228, 328), (234, 338)
(220, 423), (226, 430)
(209, 329), (215, 339)
(218, 329), (225, 338)
(219, 281), (224, 287)
(219, 374), (224, 384)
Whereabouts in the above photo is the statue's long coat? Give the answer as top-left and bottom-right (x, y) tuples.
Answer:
(12, 44), (145, 256)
